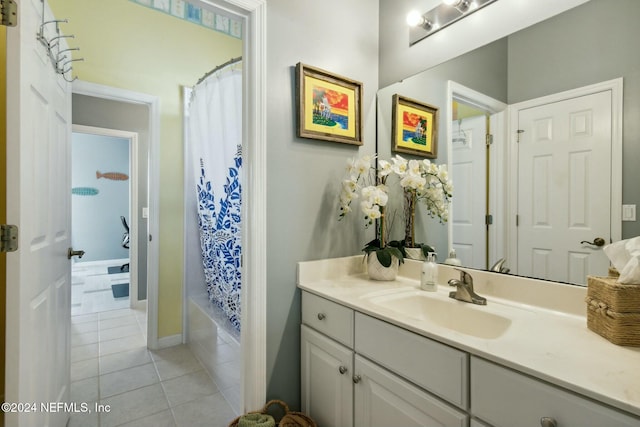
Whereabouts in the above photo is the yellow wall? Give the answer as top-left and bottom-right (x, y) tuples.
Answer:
(48, 0), (242, 337)
(1, 26), (7, 408)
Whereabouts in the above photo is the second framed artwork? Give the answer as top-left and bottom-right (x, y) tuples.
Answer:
(391, 94), (439, 158)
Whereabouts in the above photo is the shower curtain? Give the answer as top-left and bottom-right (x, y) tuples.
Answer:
(188, 63), (242, 331)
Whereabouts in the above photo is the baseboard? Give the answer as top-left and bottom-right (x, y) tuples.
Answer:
(73, 258), (129, 268)
(157, 333), (183, 349)
(132, 299), (147, 310)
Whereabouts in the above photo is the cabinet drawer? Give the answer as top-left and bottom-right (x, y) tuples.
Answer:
(471, 356), (640, 427)
(302, 291), (354, 347)
(355, 313), (469, 409)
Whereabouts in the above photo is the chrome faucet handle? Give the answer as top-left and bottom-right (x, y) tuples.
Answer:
(453, 268), (473, 286)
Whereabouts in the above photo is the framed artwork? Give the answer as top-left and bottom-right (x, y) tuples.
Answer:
(295, 63), (363, 145)
(392, 94), (439, 158)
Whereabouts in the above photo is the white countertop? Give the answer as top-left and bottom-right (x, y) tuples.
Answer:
(297, 256), (640, 418)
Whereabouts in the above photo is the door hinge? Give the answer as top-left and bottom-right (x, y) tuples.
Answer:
(516, 129), (525, 143)
(516, 215), (520, 227)
(1, 224), (18, 252)
(1, 0), (17, 27)
(485, 134), (494, 146)
(485, 214), (493, 226)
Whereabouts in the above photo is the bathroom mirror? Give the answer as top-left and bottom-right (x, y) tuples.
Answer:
(377, 0), (640, 285)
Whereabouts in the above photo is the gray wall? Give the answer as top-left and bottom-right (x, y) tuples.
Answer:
(266, 0), (379, 409)
(507, 0), (640, 239)
(378, 0), (589, 88)
(73, 94), (150, 301)
(72, 133), (130, 262)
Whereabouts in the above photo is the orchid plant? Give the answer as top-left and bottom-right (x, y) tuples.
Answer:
(339, 154), (453, 265)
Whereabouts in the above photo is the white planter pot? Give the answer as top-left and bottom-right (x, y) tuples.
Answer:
(366, 254), (399, 281)
(405, 247), (426, 261)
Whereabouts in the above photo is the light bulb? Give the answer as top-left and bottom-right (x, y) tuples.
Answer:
(406, 10), (425, 27)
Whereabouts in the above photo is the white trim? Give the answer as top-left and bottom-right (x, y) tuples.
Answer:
(157, 334), (184, 349)
(182, 85), (192, 346)
(188, 0), (267, 412)
(446, 81), (508, 267)
(72, 124), (139, 308)
(72, 80), (161, 350)
(507, 78), (624, 275)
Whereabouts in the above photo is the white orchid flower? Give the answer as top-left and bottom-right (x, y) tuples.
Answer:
(391, 155), (408, 176)
(378, 159), (393, 177)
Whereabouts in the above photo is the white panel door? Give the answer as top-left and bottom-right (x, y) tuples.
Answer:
(301, 325), (353, 427)
(517, 91), (611, 284)
(451, 115), (487, 269)
(6, 0), (72, 426)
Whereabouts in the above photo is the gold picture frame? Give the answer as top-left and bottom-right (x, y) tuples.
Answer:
(295, 63), (363, 145)
(391, 94), (439, 158)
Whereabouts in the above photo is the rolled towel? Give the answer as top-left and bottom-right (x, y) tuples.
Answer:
(238, 413), (276, 427)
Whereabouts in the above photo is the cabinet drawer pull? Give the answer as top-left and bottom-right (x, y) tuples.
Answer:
(338, 366), (348, 375)
(352, 375), (362, 384)
(540, 417), (557, 427)
(317, 313), (326, 320)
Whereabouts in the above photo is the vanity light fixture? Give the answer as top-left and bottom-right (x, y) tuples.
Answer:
(408, 0), (498, 46)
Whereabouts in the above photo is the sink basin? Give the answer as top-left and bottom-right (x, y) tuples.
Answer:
(367, 290), (512, 339)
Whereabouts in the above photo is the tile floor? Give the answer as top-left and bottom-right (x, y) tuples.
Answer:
(70, 307), (237, 427)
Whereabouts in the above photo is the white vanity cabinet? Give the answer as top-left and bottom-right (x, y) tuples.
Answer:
(301, 290), (640, 427)
(301, 291), (468, 427)
(354, 355), (467, 427)
(301, 325), (354, 427)
(470, 357), (640, 427)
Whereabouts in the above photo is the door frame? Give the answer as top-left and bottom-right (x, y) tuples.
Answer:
(71, 124), (140, 309)
(198, 0), (268, 412)
(74, 0), (268, 411)
(73, 80), (162, 348)
(507, 78), (623, 275)
(447, 81), (508, 267)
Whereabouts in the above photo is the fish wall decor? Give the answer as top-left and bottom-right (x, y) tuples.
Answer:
(96, 171), (129, 181)
(72, 187), (99, 196)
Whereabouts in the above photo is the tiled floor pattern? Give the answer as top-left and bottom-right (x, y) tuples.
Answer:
(70, 307), (237, 427)
(72, 260), (131, 316)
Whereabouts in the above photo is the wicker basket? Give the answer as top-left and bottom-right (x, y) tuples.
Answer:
(586, 275), (640, 346)
(228, 400), (317, 427)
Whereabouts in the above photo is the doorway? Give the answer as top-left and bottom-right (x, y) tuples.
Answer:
(71, 125), (139, 315)
(6, 0), (267, 414)
(447, 81), (508, 270)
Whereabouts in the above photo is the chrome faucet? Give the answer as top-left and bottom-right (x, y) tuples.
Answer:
(490, 258), (510, 274)
(448, 268), (487, 305)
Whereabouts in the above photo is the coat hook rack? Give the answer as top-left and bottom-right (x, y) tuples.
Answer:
(36, 10), (83, 83)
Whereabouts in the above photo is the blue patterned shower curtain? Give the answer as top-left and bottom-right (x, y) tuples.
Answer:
(188, 64), (242, 331)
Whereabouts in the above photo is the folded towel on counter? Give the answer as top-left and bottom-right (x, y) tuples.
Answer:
(238, 413), (276, 427)
(603, 236), (640, 285)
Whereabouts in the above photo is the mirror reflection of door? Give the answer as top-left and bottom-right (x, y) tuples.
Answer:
(451, 110), (488, 270)
(516, 90), (612, 284)
(449, 86), (507, 272)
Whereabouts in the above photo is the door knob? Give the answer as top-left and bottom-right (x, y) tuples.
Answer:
(67, 248), (85, 259)
(580, 237), (605, 247)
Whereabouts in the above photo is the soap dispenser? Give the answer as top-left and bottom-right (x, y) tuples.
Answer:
(444, 249), (462, 266)
(421, 253), (438, 292)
